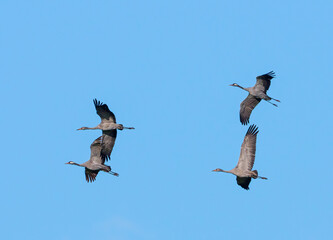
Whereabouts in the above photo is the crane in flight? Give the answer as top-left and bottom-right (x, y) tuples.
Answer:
(66, 136), (119, 182)
(230, 71), (280, 125)
(212, 125), (267, 190)
(77, 99), (134, 162)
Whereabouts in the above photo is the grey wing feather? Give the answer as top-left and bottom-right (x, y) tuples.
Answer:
(240, 95), (261, 125)
(255, 71), (275, 92)
(90, 136), (102, 158)
(89, 136), (104, 165)
(93, 99), (116, 123)
(236, 125), (259, 171)
(101, 130), (117, 162)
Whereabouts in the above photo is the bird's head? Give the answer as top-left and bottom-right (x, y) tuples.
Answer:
(117, 124), (124, 130)
(229, 83), (239, 87)
(77, 127), (88, 130)
(212, 168), (223, 172)
(65, 161), (75, 165)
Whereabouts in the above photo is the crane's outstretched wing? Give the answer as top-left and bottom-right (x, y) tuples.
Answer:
(93, 99), (116, 123)
(240, 95), (261, 125)
(90, 136), (102, 158)
(89, 136), (109, 165)
(236, 125), (258, 171)
(255, 71), (275, 93)
(236, 177), (251, 190)
(101, 130), (117, 162)
(85, 169), (99, 182)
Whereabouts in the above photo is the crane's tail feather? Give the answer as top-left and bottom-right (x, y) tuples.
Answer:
(251, 170), (258, 179)
(252, 170), (268, 180)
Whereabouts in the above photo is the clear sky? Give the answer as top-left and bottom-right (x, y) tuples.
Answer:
(1, 1), (332, 239)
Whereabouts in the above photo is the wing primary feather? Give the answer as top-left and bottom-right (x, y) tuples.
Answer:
(267, 71), (276, 78)
(246, 124), (259, 136)
(93, 98), (116, 123)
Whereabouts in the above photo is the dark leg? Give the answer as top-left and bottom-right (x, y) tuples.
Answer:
(266, 100), (278, 107)
(108, 171), (119, 177)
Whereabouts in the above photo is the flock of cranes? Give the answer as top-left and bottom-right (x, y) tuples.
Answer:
(212, 71), (279, 189)
(66, 99), (134, 182)
(67, 71), (279, 190)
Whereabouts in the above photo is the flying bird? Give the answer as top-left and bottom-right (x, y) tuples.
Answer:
(77, 99), (134, 162)
(212, 125), (267, 190)
(66, 136), (119, 182)
(230, 71), (280, 125)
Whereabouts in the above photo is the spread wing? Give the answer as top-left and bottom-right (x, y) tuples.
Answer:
(85, 169), (99, 182)
(89, 136), (106, 164)
(90, 136), (102, 158)
(255, 71), (275, 93)
(101, 130), (117, 162)
(93, 99), (116, 124)
(236, 177), (251, 190)
(236, 125), (258, 171)
(240, 95), (261, 125)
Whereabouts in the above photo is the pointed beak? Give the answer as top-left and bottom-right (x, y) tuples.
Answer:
(212, 169), (217, 172)
(229, 84), (233, 86)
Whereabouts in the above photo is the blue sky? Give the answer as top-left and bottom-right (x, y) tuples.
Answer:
(1, 0), (333, 239)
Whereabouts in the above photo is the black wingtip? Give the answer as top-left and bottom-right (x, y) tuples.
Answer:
(241, 120), (249, 125)
(240, 116), (250, 125)
(101, 153), (111, 162)
(246, 124), (259, 136)
(93, 98), (104, 107)
(266, 71), (276, 78)
(85, 175), (94, 183)
(93, 98), (111, 114)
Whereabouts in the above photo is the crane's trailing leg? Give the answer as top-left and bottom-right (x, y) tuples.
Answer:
(258, 176), (268, 180)
(263, 95), (279, 107)
(266, 101), (278, 107)
(108, 171), (119, 177)
(117, 124), (135, 130)
(266, 95), (280, 103)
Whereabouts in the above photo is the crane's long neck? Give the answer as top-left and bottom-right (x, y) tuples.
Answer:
(77, 126), (100, 130)
(72, 162), (84, 167)
(236, 85), (250, 92)
(85, 126), (100, 130)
